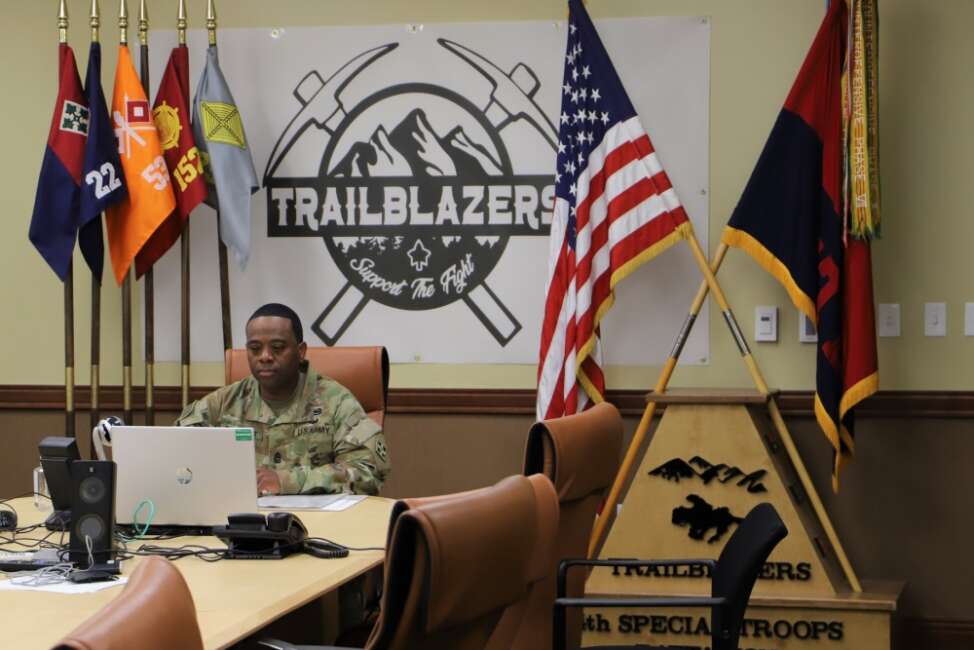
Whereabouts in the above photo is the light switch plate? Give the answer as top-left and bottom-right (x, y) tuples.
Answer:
(798, 311), (817, 343)
(965, 303), (974, 336)
(878, 303), (900, 338)
(755, 306), (778, 342)
(924, 302), (947, 337)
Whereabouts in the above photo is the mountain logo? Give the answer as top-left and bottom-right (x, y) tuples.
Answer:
(264, 40), (558, 345)
(649, 455), (769, 494)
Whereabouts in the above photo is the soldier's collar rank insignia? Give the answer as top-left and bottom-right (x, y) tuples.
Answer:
(60, 100), (90, 135)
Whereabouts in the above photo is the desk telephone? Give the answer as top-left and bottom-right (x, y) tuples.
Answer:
(214, 512), (349, 559)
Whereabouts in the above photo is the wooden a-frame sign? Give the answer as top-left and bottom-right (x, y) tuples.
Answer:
(588, 390), (844, 599)
(578, 242), (901, 649)
(581, 391), (902, 649)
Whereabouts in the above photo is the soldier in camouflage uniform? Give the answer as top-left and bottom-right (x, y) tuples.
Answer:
(176, 303), (390, 495)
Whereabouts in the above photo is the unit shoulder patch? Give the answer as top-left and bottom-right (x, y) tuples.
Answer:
(153, 101), (182, 150)
(60, 100), (90, 135)
(200, 101), (248, 149)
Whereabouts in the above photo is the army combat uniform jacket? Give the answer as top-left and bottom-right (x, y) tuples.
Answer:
(176, 366), (390, 495)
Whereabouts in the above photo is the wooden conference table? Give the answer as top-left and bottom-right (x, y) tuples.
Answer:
(0, 496), (393, 649)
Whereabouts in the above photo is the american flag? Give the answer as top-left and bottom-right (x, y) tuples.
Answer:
(537, 0), (692, 420)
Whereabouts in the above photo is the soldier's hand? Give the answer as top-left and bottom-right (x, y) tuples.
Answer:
(257, 468), (282, 496)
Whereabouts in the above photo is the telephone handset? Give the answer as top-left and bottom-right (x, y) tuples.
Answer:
(214, 511), (348, 559)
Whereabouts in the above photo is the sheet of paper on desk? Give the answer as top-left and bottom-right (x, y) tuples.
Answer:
(258, 494), (367, 511)
(0, 576), (128, 594)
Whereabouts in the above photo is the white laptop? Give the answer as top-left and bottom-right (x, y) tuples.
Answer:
(111, 426), (258, 527)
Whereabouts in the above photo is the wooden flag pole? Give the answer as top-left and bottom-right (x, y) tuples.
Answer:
(178, 0), (192, 407)
(587, 235), (862, 592)
(89, 0), (103, 450)
(89, 274), (101, 441)
(58, 0), (76, 439)
(685, 240), (861, 592)
(180, 0), (192, 407)
(209, 0), (233, 353)
(218, 227), (231, 350)
(586, 241), (727, 560)
(119, 0), (133, 425)
(65, 272), (76, 438)
(139, 0), (155, 424)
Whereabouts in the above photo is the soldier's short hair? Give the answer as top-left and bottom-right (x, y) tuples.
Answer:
(248, 303), (303, 343)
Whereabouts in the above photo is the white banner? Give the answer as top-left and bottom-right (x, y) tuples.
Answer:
(147, 16), (710, 365)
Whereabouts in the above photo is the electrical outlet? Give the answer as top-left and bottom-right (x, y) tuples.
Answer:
(965, 303), (974, 337)
(924, 302), (947, 337)
(878, 303), (900, 338)
(755, 306), (778, 342)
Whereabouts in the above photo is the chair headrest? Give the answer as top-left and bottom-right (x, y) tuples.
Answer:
(53, 556), (203, 650)
(394, 475), (544, 632)
(304, 346), (389, 414)
(225, 346), (389, 423)
(524, 401), (623, 502)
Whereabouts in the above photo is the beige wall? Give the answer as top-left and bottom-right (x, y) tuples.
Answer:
(2, 0), (972, 391)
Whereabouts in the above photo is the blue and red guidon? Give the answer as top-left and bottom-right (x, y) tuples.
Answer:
(30, 44), (90, 280)
(537, 0), (691, 420)
(79, 41), (127, 282)
(722, 1), (878, 488)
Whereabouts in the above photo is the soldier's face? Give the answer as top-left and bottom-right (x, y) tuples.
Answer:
(245, 316), (307, 397)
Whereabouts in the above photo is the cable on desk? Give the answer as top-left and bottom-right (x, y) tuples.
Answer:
(133, 499), (155, 537)
(6, 562), (76, 587)
(310, 537), (384, 552)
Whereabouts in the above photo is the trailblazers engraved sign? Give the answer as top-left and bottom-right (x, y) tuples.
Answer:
(584, 398), (899, 649)
(264, 41), (557, 345)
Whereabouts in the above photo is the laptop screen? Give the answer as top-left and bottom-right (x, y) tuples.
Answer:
(111, 426), (257, 527)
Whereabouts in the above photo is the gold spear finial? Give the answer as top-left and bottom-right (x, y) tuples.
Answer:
(138, 0), (148, 46)
(90, 0), (100, 43)
(119, 0), (129, 45)
(178, 0), (187, 45)
(207, 0), (217, 46)
(58, 0), (69, 44)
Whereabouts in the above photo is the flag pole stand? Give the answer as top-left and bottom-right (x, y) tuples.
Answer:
(583, 384), (902, 649)
(589, 233), (862, 593)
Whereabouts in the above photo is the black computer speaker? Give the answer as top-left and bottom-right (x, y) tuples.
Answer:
(68, 460), (116, 567)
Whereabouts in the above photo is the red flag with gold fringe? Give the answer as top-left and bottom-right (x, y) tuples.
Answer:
(722, 0), (878, 489)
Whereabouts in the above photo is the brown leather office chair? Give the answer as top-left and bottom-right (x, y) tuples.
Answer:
(225, 346), (389, 427)
(491, 401), (624, 650)
(369, 473), (558, 650)
(52, 556), (203, 650)
(260, 474), (558, 650)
